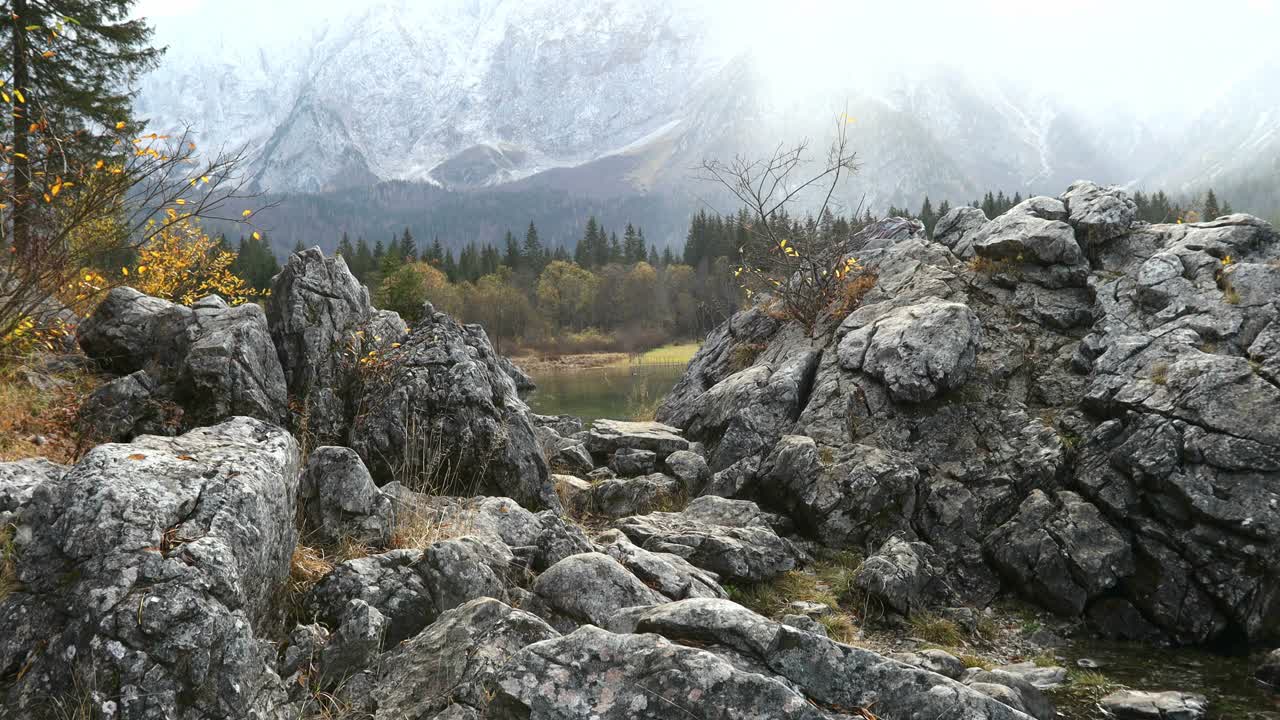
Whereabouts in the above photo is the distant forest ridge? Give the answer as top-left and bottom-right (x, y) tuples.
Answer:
(211, 177), (1276, 263)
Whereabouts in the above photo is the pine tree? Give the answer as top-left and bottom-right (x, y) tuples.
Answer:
(577, 217), (600, 267)
(662, 247), (675, 266)
(337, 232), (354, 260)
(919, 196), (935, 238)
(648, 245), (660, 266)
(427, 237), (445, 266)
(442, 249), (458, 282)
(354, 238), (374, 281)
(523, 222), (544, 272)
(503, 230), (521, 269)
(608, 232), (622, 264)
(292, 240), (305, 255)
(398, 228), (417, 262)
(6, 0), (164, 254)
(380, 241), (403, 277)
(623, 223), (645, 264)
(1203, 189), (1221, 221)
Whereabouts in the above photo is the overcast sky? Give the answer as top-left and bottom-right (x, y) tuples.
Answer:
(134, 0), (1278, 117)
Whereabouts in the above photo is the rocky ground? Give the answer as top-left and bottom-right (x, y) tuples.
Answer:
(1, 182), (1279, 719)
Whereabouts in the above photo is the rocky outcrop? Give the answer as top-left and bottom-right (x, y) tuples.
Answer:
(934, 205), (989, 258)
(490, 625), (833, 719)
(349, 307), (555, 509)
(0, 458), (64, 529)
(986, 490), (1133, 616)
(853, 536), (951, 616)
(267, 248), (405, 444)
(657, 188), (1280, 646)
(77, 289), (288, 439)
(0, 418), (299, 719)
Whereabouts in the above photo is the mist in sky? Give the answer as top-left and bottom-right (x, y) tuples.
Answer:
(135, 0), (1278, 121)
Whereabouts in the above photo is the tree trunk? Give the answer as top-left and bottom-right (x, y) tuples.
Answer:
(10, 0), (32, 257)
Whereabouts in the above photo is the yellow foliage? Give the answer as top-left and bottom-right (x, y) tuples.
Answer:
(126, 218), (258, 306)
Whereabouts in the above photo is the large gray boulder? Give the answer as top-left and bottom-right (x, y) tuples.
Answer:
(986, 490), (1133, 616)
(76, 286), (192, 375)
(615, 504), (799, 584)
(586, 419), (690, 458)
(854, 536), (950, 616)
(933, 205), (989, 258)
(349, 308), (554, 509)
(0, 417), (299, 719)
(760, 436), (920, 551)
(267, 248), (406, 444)
(628, 599), (1035, 719)
(1061, 180), (1137, 247)
(305, 535), (513, 646)
(1100, 690), (1209, 720)
(370, 598), (559, 719)
(836, 298), (983, 403)
(491, 625), (837, 720)
(0, 458), (65, 530)
(299, 446), (395, 548)
(77, 288), (288, 435)
(526, 552), (667, 631)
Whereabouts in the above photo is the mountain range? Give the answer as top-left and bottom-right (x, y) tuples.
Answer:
(135, 0), (1280, 253)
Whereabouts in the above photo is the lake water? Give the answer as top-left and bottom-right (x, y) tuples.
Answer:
(524, 364), (686, 423)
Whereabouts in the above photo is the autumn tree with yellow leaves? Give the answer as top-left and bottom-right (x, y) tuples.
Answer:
(699, 113), (874, 329)
(1, 3), (265, 352)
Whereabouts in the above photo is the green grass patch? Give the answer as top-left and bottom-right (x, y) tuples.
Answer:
(607, 342), (701, 368)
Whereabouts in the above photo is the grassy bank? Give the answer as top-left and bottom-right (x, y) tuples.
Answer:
(513, 341), (699, 374)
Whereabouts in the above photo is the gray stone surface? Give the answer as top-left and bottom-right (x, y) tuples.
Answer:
(934, 205), (989, 258)
(0, 418), (299, 719)
(526, 552), (667, 632)
(608, 447), (656, 477)
(370, 598), (559, 719)
(349, 308), (554, 509)
(267, 248), (405, 444)
(1061, 179), (1137, 246)
(1100, 690), (1209, 719)
(615, 506), (799, 584)
(299, 446), (394, 547)
(78, 288), (288, 435)
(837, 298), (983, 402)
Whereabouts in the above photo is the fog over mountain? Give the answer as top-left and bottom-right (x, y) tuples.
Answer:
(133, 0), (1280, 249)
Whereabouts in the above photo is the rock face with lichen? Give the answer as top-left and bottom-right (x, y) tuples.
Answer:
(6, 185), (1276, 719)
(659, 183), (1280, 646)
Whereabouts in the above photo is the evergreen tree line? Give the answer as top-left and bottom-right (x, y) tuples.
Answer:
(337, 216), (742, 352)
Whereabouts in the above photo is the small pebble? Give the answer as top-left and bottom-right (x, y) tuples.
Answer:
(1077, 658), (1104, 669)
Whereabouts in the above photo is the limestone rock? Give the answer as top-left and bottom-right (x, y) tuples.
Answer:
(299, 446), (394, 547)
(349, 309), (553, 509)
(837, 298), (983, 403)
(0, 418), (299, 719)
(1100, 690), (1209, 720)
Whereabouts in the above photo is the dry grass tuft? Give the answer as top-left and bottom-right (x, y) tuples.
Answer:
(1150, 361), (1169, 386)
(908, 613), (965, 647)
(388, 502), (474, 551)
(817, 612), (859, 644)
(0, 360), (100, 463)
(1, 524), (19, 602)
